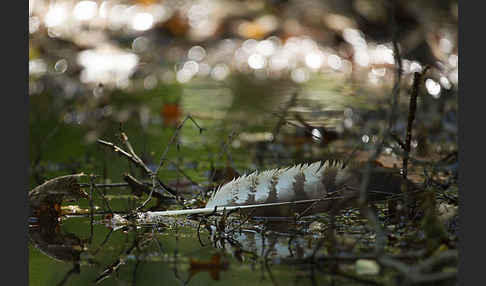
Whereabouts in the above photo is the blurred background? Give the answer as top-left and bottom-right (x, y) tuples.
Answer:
(29, 1), (458, 285)
(29, 0), (458, 181)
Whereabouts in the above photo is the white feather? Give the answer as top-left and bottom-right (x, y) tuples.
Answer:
(302, 161), (326, 198)
(274, 164), (303, 201)
(253, 169), (277, 202)
(142, 160), (406, 220)
(206, 161), (341, 209)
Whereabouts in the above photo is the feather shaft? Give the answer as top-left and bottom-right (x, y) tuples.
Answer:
(141, 197), (344, 220)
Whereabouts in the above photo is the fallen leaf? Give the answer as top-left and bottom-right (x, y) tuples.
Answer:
(189, 253), (229, 281)
(161, 103), (182, 127)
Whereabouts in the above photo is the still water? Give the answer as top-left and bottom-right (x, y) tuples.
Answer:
(29, 73), (456, 286)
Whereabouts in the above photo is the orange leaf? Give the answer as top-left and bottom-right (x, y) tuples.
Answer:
(189, 253), (229, 281)
(161, 103), (182, 127)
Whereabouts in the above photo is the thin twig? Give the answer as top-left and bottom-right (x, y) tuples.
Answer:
(356, 0), (403, 257)
(169, 160), (206, 192)
(84, 175), (114, 214)
(264, 247), (280, 286)
(156, 115), (204, 175)
(97, 187), (114, 214)
(402, 67), (430, 178)
(136, 187), (157, 212)
(89, 175), (95, 244)
(295, 189), (347, 220)
(94, 236), (139, 284)
(92, 228), (114, 256)
(390, 132), (406, 150)
(150, 225), (165, 254)
(97, 139), (152, 175)
(270, 112), (317, 138)
(120, 130), (144, 165)
(197, 219), (208, 247)
(225, 209), (256, 235)
(213, 132), (238, 172)
(79, 182), (130, 188)
(98, 135), (179, 211)
(56, 263), (80, 286)
(131, 258), (140, 286)
(272, 90), (299, 141)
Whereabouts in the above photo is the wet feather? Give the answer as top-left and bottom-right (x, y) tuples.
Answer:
(205, 160), (406, 216)
(144, 160), (411, 220)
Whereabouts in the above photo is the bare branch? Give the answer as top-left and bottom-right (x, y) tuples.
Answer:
(156, 115), (205, 175)
(97, 139), (152, 175)
(402, 67), (430, 178)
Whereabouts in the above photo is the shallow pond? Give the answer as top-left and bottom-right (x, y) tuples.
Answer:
(29, 73), (458, 286)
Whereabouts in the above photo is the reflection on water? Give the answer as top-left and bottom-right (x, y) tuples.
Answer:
(29, 210), (375, 285)
(29, 68), (458, 285)
(29, 219), (87, 264)
(29, 64), (458, 284)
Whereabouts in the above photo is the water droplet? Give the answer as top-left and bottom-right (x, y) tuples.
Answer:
(54, 59), (68, 73)
(362, 134), (370, 143)
(311, 128), (323, 143)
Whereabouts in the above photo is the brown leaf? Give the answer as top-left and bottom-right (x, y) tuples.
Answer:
(189, 253), (229, 281)
(161, 103), (182, 127)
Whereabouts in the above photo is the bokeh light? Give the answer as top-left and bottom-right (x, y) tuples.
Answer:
(291, 68), (310, 83)
(77, 46), (139, 85)
(132, 12), (154, 31)
(426, 78), (441, 98)
(248, 54), (266, 70)
(73, 1), (98, 21)
(44, 4), (68, 28)
(29, 59), (47, 76)
(28, 0), (457, 101)
(305, 51), (323, 69)
(188, 46), (206, 61)
(211, 64), (230, 81)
